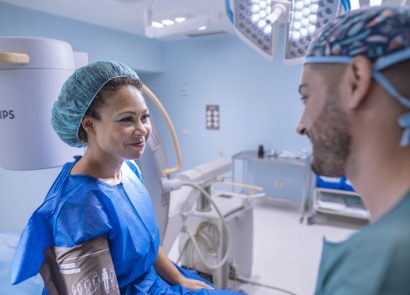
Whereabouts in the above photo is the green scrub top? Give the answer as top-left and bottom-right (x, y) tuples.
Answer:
(315, 189), (410, 295)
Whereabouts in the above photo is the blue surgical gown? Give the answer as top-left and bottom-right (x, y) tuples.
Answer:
(11, 156), (244, 295)
(315, 189), (410, 295)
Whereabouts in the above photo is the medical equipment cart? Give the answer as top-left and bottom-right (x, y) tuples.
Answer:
(231, 150), (313, 222)
(308, 185), (370, 225)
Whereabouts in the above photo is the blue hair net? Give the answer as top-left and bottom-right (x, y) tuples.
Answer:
(305, 5), (410, 147)
(51, 61), (141, 147)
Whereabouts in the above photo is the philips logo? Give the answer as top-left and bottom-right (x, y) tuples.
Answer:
(0, 110), (15, 119)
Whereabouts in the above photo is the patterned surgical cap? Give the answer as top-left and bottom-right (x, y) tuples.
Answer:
(305, 5), (410, 147)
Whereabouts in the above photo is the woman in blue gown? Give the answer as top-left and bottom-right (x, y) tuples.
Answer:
(11, 61), (245, 295)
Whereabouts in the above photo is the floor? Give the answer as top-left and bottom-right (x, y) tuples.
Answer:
(169, 198), (367, 295)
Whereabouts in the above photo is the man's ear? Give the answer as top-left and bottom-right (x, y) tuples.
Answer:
(345, 55), (373, 109)
(82, 116), (95, 135)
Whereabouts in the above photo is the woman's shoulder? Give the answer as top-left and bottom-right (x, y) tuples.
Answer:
(34, 163), (108, 224)
(51, 177), (113, 247)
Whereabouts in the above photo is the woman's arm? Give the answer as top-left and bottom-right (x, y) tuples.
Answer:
(154, 247), (213, 290)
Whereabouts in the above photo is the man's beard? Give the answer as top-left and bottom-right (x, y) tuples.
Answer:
(310, 96), (351, 177)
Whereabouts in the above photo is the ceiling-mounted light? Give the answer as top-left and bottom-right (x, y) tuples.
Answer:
(350, 0), (360, 10)
(175, 17), (186, 23)
(198, 26), (207, 31)
(145, 3), (227, 40)
(284, 0), (340, 62)
(369, 0), (382, 6)
(144, 0), (227, 39)
(151, 21), (163, 28)
(161, 19), (175, 26)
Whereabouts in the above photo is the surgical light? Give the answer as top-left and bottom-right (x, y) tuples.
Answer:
(226, 0), (290, 60)
(284, 0), (340, 62)
(226, 0), (339, 61)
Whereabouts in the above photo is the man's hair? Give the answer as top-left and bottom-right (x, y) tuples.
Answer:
(382, 59), (410, 99)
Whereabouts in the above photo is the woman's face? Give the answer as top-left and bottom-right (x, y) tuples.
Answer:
(88, 85), (151, 161)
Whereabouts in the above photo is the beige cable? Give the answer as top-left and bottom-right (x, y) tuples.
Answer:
(214, 180), (264, 195)
(142, 83), (182, 176)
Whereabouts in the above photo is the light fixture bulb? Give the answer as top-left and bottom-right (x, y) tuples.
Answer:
(264, 25), (272, 34)
(251, 4), (260, 13)
(308, 25), (316, 34)
(292, 31), (301, 39)
(302, 7), (311, 15)
(295, 1), (304, 9)
(251, 14), (260, 22)
(151, 21), (163, 28)
(293, 21), (302, 29)
(258, 19), (267, 28)
(161, 19), (175, 26)
(309, 14), (318, 23)
(175, 17), (186, 23)
(310, 4), (319, 12)
(294, 11), (303, 19)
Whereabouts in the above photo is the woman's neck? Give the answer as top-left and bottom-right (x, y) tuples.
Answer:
(71, 150), (123, 183)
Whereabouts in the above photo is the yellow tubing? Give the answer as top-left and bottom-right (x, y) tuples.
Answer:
(142, 83), (182, 177)
(215, 180), (264, 195)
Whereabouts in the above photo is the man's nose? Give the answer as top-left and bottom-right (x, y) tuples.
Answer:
(296, 120), (307, 135)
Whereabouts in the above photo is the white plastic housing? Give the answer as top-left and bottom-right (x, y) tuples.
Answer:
(0, 37), (83, 170)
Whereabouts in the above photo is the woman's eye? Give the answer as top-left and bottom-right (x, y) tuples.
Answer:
(141, 114), (151, 121)
(120, 117), (134, 122)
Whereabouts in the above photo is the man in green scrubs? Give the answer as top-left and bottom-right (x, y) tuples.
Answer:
(296, 5), (410, 294)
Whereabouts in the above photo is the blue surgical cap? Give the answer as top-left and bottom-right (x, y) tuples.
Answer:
(52, 61), (140, 147)
(305, 5), (410, 147)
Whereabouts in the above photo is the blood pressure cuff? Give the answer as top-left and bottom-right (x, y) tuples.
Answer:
(39, 235), (120, 295)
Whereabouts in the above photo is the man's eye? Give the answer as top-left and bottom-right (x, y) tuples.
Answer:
(300, 96), (307, 103)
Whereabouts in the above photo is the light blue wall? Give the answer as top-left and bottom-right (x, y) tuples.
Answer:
(142, 33), (310, 171)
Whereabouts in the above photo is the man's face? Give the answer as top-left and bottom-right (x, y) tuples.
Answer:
(297, 65), (351, 177)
